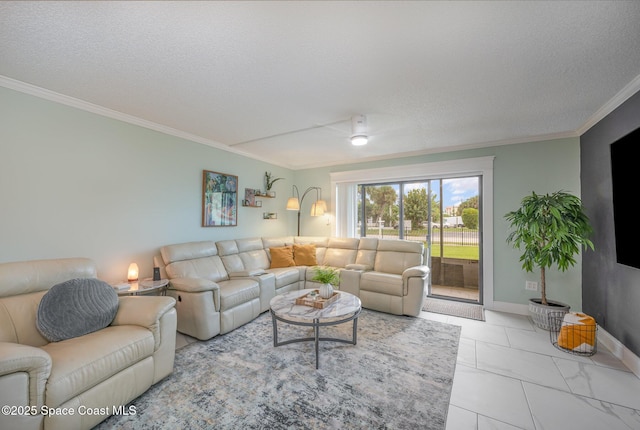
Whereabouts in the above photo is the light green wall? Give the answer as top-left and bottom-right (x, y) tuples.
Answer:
(492, 139), (582, 309)
(289, 168), (335, 237)
(0, 87), (294, 282)
(1, 86), (582, 309)
(299, 138), (582, 310)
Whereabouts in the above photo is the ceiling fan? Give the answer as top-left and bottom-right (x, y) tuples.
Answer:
(349, 114), (368, 146)
(230, 114), (370, 147)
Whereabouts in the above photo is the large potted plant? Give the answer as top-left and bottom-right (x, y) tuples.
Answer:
(505, 191), (594, 329)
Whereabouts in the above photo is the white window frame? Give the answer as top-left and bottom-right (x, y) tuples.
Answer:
(330, 156), (495, 309)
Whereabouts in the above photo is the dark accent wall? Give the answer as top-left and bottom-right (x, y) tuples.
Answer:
(581, 90), (640, 357)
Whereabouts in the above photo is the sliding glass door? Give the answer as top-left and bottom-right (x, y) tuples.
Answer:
(357, 175), (481, 304)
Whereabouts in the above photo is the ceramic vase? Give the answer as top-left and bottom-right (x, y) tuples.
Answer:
(319, 283), (334, 299)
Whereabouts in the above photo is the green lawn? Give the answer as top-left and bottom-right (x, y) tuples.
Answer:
(430, 245), (479, 260)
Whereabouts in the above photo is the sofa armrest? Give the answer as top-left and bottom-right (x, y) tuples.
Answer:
(228, 269), (267, 277)
(0, 342), (51, 407)
(402, 265), (430, 294)
(169, 277), (220, 311)
(169, 277), (219, 293)
(338, 268), (361, 297)
(402, 265), (430, 279)
(111, 296), (176, 350)
(226, 272), (275, 313)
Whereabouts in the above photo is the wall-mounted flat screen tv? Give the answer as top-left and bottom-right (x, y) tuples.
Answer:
(610, 126), (640, 269)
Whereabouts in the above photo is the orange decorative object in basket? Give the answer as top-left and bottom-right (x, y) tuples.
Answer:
(557, 312), (596, 354)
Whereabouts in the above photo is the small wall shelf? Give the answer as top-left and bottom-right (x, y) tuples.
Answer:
(243, 188), (265, 207)
(255, 191), (275, 198)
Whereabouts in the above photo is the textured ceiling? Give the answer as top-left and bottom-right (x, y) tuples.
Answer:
(2, 1), (640, 169)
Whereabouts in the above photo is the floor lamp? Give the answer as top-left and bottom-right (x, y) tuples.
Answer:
(286, 185), (327, 236)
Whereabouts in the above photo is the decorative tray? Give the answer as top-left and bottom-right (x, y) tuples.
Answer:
(295, 290), (339, 309)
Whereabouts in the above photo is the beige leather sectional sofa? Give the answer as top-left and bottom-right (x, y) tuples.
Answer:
(160, 236), (429, 341)
(0, 258), (177, 430)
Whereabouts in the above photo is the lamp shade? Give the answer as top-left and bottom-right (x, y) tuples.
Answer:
(127, 263), (139, 282)
(310, 201), (325, 216)
(286, 197), (300, 210)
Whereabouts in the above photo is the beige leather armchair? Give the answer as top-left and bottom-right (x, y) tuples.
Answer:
(0, 258), (177, 430)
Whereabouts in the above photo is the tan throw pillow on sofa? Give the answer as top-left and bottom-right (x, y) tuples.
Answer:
(293, 243), (317, 266)
(270, 246), (295, 268)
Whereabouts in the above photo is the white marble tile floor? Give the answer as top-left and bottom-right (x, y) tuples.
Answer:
(175, 309), (640, 429)
(416, 309), (640, 430)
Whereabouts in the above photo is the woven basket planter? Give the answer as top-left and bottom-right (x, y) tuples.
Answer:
(528, 298), (570, 330)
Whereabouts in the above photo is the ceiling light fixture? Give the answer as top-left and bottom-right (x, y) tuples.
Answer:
(350, 135), (368, 146)
(350, 114), (368, 146)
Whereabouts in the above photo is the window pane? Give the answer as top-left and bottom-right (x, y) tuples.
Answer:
(402, 181), (436, 241)
(360, 183), (399, 238)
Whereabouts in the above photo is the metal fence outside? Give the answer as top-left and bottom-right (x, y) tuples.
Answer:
(364, 227), (479, 246)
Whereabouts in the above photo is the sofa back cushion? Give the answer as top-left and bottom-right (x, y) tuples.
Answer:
(323, 238), (359, 268)
(0, 291), (49, 346)
(161, 241), (229, 282)
(236, 238), (271, 270)
(262, 236), (294, 249)
(161, 241), (218, 264)
(218, 238), (271, 272)
(165, 258), (229, 283)
(355, 238), (378, 269)
(373, 239), (424, 275)
(0, 258), (97, 298)
(0, 258), (98, 347)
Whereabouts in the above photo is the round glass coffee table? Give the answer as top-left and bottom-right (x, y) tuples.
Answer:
(269, 289), (362, 369)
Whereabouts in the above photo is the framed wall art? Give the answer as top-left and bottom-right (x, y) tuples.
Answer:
(202, 170), (238, 227)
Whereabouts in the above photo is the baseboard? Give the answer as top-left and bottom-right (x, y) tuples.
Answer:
(484, 301), (529, 315)
(487, 302), (640, 378)
(597, 327), (640, 378)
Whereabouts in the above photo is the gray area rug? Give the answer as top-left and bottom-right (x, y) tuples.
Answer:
(96, 309), (460, 429)
(423, 297), (485, 321)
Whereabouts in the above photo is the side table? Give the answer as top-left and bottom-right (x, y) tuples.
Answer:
(115, 278), (169, 296)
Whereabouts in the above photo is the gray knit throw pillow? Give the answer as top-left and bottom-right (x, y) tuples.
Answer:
(36, 278), (119, 342)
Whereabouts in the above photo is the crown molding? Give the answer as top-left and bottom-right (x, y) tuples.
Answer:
(4, 72), (639, 171)
(577, 72), (640, 136)
(0, 75), (291, 169)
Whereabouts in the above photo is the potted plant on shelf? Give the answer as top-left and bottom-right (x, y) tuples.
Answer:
(265, 171), (283, 197)
(505, 190), (594, 330)
(311, 266), (340, 299)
